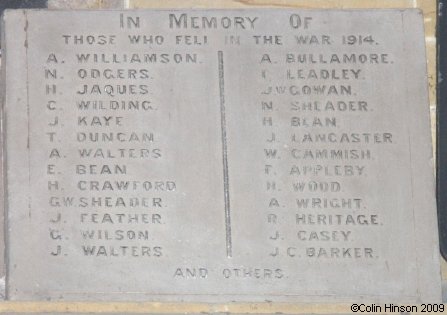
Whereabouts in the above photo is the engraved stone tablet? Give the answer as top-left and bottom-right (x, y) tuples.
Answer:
(1, 9), (441, 302)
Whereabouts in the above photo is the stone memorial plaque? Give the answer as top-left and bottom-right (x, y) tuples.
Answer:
(1, 9), (441, 302)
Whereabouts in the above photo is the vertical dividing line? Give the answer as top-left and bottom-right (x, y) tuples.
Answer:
(218, 51), (232, 258)
(25, 15), (31, 220)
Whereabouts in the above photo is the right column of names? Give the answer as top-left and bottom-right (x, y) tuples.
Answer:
(253, 30), (397, 261)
